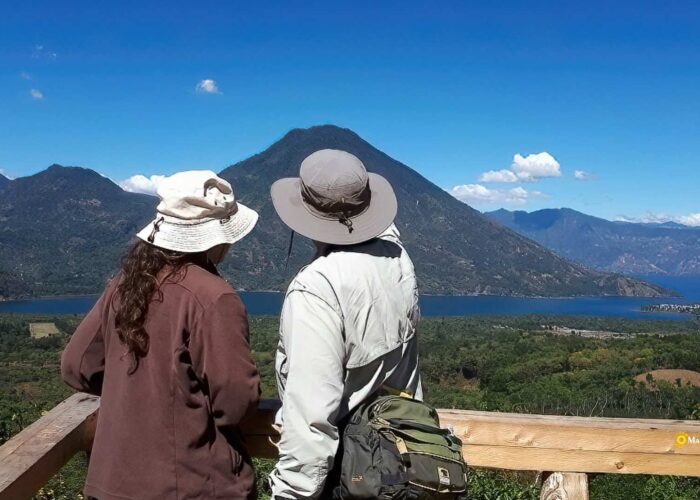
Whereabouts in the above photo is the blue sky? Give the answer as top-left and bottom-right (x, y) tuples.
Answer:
(1, 1), (699, 224)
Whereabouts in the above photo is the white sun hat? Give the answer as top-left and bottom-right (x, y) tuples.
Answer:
(136, 170), (258, 253)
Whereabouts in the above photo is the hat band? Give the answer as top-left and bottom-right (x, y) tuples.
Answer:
(156, 201), (239, 223)
(300, 180), (371, 234)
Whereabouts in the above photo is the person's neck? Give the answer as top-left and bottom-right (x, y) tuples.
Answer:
(189, 253), (220, 276)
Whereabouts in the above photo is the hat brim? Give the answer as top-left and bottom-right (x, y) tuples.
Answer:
(136, 203), (259, 253)
(270, 173), (397, 245)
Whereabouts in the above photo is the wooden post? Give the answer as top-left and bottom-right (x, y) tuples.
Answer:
(540, 472), (589, 500)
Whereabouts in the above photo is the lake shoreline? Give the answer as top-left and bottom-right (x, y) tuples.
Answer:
(0, 289), (684, 303)
(0, 274), (690, 303)
(2, 276), (698, 320)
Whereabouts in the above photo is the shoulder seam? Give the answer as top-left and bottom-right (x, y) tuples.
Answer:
(170, 281), (236, 311)
(285, 288), (343, 322)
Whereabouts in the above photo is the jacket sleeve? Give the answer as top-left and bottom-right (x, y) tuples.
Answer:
(61, 290), (108, 396)
(270, 290), (345, 499)
(190, 292), (261, 429)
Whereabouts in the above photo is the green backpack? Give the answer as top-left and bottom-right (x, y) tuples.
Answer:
(331, 394), (468, 499)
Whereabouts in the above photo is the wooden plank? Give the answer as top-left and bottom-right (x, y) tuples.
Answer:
(0, 393), (99, 500)
(246, 435), (280, 459)
(439, 414), (700, 456)
(438, 408), (700, 431)
(462, 445), (700, 476)
(439, 410), (700, 477)
(241, 399), (280, 459)
(541, 472), (589, 500)
(243, 403), (700, 476)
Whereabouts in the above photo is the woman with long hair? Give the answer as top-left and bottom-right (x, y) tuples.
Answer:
(61, 170), (261, 500)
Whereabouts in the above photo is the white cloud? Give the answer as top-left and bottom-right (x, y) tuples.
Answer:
(195, 79), (221, 95)
(678, 214), (700, 227)
(30, 89), (44, 100)
(119, 174), (166, 195)
(98, 172), (119, 184)
(450, 184), (545, 207)
(615, 213), (670, 224)
(32, 44), (57, 60)
(615, 212), (700, 227)
(20, 71), (31, 80)
(511, 152), (561, 181)
(0, 168), (14, 180)
(574, 170), (595, 181)
(479, 169), (519, 183)
(477, 151), (562, 183)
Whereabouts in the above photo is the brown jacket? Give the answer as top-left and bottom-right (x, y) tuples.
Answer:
(61, 263), (261, 500)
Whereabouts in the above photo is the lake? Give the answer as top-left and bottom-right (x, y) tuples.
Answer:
(2, 275), (699, 320)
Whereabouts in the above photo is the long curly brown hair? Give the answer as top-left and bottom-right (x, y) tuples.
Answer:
(114, 240), (203, 373)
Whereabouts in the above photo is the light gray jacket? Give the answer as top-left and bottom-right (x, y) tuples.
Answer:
(269, 225), (422, 499)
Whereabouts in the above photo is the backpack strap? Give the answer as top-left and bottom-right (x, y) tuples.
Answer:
(381, 384), (414, 399)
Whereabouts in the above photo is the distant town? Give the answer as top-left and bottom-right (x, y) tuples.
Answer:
(642, 304), (700, 315)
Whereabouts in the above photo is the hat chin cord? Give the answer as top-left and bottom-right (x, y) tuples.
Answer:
(147, 217), (165, 243)
(284, 230), (295, 270)
(337, 215), (354, 233)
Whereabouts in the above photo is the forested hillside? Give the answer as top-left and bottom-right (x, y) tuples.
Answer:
(2, 314), (698, 499)
(0, 127), (669, 298)
(0, 165), (154, 297)
(488, 208), (700, 276)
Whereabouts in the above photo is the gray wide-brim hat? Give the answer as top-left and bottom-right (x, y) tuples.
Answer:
(271, 149), (397, 245)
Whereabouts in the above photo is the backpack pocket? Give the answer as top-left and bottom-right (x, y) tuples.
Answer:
(338, 426), (383, 498)
(371, 397), (468, 497)
(378, 426), (467, 495)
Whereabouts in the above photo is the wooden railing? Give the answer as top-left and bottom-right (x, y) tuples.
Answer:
(1, 394), (699, 499)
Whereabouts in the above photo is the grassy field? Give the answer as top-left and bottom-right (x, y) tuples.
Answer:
(1, 313), (699, 499)
(635, 369), (700, 388)
(28, 322), (60, 339)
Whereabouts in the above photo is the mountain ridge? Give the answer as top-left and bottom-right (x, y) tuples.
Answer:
(0, 126), (669, 298)
(217, 125), (667, 297)
(487, 208), (700, 276)
(0, 164), (154, 296)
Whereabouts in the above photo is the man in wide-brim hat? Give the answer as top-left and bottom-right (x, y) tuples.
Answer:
(269, 149), (423, 498)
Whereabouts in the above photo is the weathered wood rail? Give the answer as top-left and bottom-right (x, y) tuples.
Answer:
(1, 394), (699, 499)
